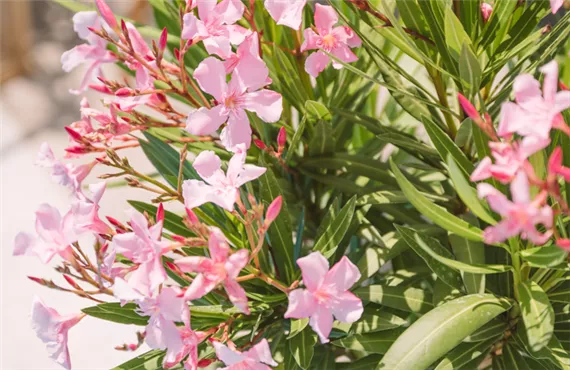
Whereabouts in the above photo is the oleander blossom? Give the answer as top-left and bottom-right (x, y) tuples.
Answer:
(186, 57), (282, 151)
(175, 227), (250, 314)
(477, 172), (553, 245)
(61, 11), (116, 94)
(110, 206), (170, 296)
(264, 0), (307, 30)
(31, 297), (85, 370)
(301, 4), (362, 77)
(284, 252), (363, 343)
(181, 0), (250, 59)
(497, 60), (570, 140)
(213, 339), (277, 370)
(182, 144), (266, 211)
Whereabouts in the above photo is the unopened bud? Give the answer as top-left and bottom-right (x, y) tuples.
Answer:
(185, 208), (200, 225)
(480, 3), (493, 23)
(28, 276), (46, 285)
(264, 196), (283, 227)
(156, 203), (164, 223)
(198, 359), (215, 368)
(159, 27), (168, 51)
(88, 84), (113, 94)
(95, 0), (118, 30)
(64, 126), (84, 143)
(457, 93), (481, 121)
(277, 126), (287, 152)
(65, 146), (91, 155)
(63, 275), (82, 290)
(253, 139), (267, 150)
(115, 87), (132, 97)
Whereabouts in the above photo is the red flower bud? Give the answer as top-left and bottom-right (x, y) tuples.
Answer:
(159, 27), (168, 51)
(557, 238), (570, 251)
(88, 84), (113, 94)
(253, 139), (267, 150)
(65, 146), (91, 155)
(95, 0), (118, 30)
(156, 203), (164, 223)
(185, 208), (200, 225)
(115, 87), (133, 97)
(277, 126), (287, 151)
(480, 3), (493, 23)
(457, 93), (481, 121)
(63, 274), (82, 290)
(265, 196), (283, 226)
(28, 276), (45, 285)
(64, 126), (84, 143)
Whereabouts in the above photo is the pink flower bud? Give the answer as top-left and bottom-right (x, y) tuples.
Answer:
(265, 196), (283, 226)
(65, 146), (91, 155)
(159, 27), (168, 51)
(174, 48), (181, 61)
(156, 203), (164, 223)
(63, 275), (82, 290)
(115, 87), (133, 97)
(185, 207), (200, 224)
(457, 93), (481, 121)
(557, 239), (570, 251)
(253, 139), (267, 150)
(198, 359), (215, 368)
(88, 84), (113, 94)
(64, 126), (84, 143)
(481, 3), (493, 23)
(28, 276), (45, 285)
(95, 0), (118, 30)
(171, 235), (186, 244)
(277, 126), (287, 151)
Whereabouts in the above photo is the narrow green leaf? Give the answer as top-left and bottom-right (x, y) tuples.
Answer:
(259, 169), (295, 284)
(390, 159), (484, 241)
(519, 281), (555, 352)
(111, 350), (169, 370)
(447, 153), (496, 225)
(352, 308), (408, 334)
(336, 355), (383, 370)
(444, 7), (472, 61)
(313, 197), (357, 259)
(377, 294), (512, 370)
(465, 319), (508, 342)
(396, 225), (464, 290)
(308, 121), (335, 157)
(305, 100), (332, 122)
(288, 319), (309, 339)
(459, 43), (482, 98)
(82, 303), (148, 326)
(435, 335), (501, 370)
(355, 285), (434, 314)
(289, 327), (318, 369)
(502, 342), (532, 370)
(332, 328), (405, 354)
(520, 246), (568, 269)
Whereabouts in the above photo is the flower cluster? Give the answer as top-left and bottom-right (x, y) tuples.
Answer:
(460, 60), (570, 248)
(15, 1), (364, 369)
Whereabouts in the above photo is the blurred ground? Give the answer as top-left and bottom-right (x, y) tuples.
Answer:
(0, 2), (160, 369)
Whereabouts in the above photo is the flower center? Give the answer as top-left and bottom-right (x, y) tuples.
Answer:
(314, 289), (332, 304)
(321, 34), (337, 51)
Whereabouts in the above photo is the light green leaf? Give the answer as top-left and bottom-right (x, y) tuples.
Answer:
(396, 225), (463, 290)
(355, 285), (434, 314)
(82, 303), (148, 326)
(352, 308), (408, 334)
(465, 319), (508, 342)
(289, 327), (318, 369)
(356, 241), (409, 280)
(305, 100), (332, 122)
(435, 335), (500, 370)
(444, 7), (472, 61)
(313, 197), (357, 259)
(308, 121), (335, 157)
(519, 281), (555, 352)
(288, 319), (309, 339)
(377, 294), (512, 370)
(390, 159), (484, 241)
(447, 154), (496, 225)
(520, 246), (568, 269)
(449, 216), (486, 294)
(332, 328), (405, 354)
(459, 43), (482, 98)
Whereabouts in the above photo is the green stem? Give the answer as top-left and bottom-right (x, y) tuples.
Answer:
(429, 69), (457, 138)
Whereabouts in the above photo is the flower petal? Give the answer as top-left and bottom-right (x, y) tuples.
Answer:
(184, 273), (220, 300)
(510, 171), (530, 205)
(243, 90), (283, 123)
(331, 291), (363, 323)
(323, 256), (361, 292)
(264, 0), (307, 30)
(513, 74), (541, 104)
(245, 339), (278, 366)
(221, 110), (253, 152)
(297, 252), (329, 292)
(224, 278), (250, 314)
(225, 249), (249, 279)
(539, 60), (559, 103)
(193, 57), (227, 100)
(300, 28), (321, 52)
(181, 13), (208, 40)
(208, 227), (231, 262)
(304, 51), (330, 78)
(309, 306), (334, 343)
(213, 341), (246, 366)
(216, 0), (245, 25)
(331, 44), (358, 68)
(186, 105), (227, 136)
(284, 289), (317, 319)
(193, 150), (222, 179)
(314, 4), (338, 34)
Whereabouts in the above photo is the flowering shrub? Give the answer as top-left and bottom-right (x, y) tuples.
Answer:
(16, 0), (570, 369)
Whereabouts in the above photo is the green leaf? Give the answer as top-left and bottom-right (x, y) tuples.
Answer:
(422, 116), (474, 175)
(111, 350), (170, 370)
(355, 285), (434, 314)
(332, 328), (405, 354)
(444, 7), (472, 61)
(465, 319), (508, 342)
(447, 154), (496, 225)
(82, 303), (148, 326)
(259, 168), (296, 284)
(520, 246), (568, 269)
(352, 307), (408, 334)
(288, 319), (309, 339)
(313, 197), (357, 259)
(449, 216), (486, 294)
(549, 289), (570, 304)
(308, 121), (335, 157)
(502, 342), (533, 370)
(459, 43), (482, 98)
(377, 294), (512, 370)
(390, 159), (483, 241)
(357, 190), (450, 206)
(435, 335), (500, 370)
(289, 327), (318, 369)
(356, 241), (409, 280)
(128, 200), (193, 237)
(396, 225), (463, 290)
(336, 355), (383, 370)
(285, 116), (307, 162)
(519, 280), (555, 352)
(305, 100), (332, 122)
(413, 232), (512, 274)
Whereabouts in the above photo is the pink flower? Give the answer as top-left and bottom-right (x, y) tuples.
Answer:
(61, 11), (116, 94)
(71, 182), (111, 235)
(223, 33), (270, 92)
(111, 207), (170, 296)
(548, 147), (570, 181)
(37, 143), (97, 199)
(186, 57), (282, 151)
(284, 252), (363, 343)
(14, 204), (77, 264)
(122, 22), (157, 90)
(478, 172), (553, 245)
(213, 339), (277, 370)
(181, 0), (250, 59)
(300, 4), (361, 78)
(163, 323), (207, 370)
(471, 137), (549, 183)
(264, 0), (307, 30)
(81, 103), (131, 135)
(556, 238), (570, 251)
(175, 227), (250, 314)
(551, 0), (564, 13)
(31, 296), (85, 370)
(480, 3), (493, 23)
(182, 145), (266, 211)
(497, 61), (570, 140)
